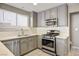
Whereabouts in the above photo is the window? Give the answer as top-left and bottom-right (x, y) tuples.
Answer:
(17, 14), (29, 27)
(4, 10), (17, 26)
(0, 9), (29, 27)
(0, 9), (4, 23)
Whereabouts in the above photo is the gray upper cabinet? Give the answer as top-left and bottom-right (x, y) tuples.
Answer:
(58, 4), (68, 26)
(37, 8), (58, 27)
(45, 8), (58, 26)
(37, 12), (42, 27)
(31, 12), (38, 27)
(50, 8), (58, 19)
(45, 10), (51, 19)
(37, 7), (58, 27)
(37, 12), (46, 27)
(37, 4), (68, 27)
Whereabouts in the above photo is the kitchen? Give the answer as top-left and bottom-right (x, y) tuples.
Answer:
(0, 3), (78, 56)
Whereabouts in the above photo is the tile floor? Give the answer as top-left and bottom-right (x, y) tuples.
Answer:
(25, 49), (79, 56)
(25, 49), (51, 56)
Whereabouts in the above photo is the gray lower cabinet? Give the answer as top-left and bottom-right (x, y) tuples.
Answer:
(13, 39), (20, 56)
(20, 38), (28, 55)
(20, 36), (37, 55)
(37, 35), (43, 49)
(33, 36), (37, 49)
(2, 35), (37, 56)
(56, 38), (68, 56)
(2, 39), (20, 56)
(28, 36), (37, 51)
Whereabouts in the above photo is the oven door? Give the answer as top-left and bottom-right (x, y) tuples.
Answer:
(42, 39), (55, 51)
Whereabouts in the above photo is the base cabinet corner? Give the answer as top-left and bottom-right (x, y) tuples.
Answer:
(2, 39), (20, 56)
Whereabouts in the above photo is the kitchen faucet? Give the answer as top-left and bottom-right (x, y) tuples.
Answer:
(18, 28), (24, 36)
(21, 28), (24, 35)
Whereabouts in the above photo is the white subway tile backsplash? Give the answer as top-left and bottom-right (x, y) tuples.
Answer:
(0, 27), (69, 37)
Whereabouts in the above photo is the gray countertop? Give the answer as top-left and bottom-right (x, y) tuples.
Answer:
(0, 33), (69, 41)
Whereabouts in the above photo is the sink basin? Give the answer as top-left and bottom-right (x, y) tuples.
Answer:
(18, 35), (26, 37)
(18, 34), (29, 37)
(18, 34), (29, 36)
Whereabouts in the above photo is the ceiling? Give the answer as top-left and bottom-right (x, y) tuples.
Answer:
(6, 3), (64, 12)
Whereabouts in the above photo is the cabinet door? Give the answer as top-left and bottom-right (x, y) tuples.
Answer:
(58, 4), (68, 26)
(50, 8), (57, 18)
(20, 38), (28, 55)
(45, 10), (51, 19)
(0, 9), (4, 23)
(28, 37), (35, 51)
(32, 36), (37, 49)
(56, 38), (66, 56)
(37, 35), (43, 49)
(27, 36), (37, 52)
(37, 12), (46, 27)
(13, 40), (20, 56)
(37, 12), (42, 27)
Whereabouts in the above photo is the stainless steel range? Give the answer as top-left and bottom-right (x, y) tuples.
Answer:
(42, 30), (59, 56)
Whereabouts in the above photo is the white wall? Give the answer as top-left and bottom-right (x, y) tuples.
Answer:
(68, 3), (79, 13)
(68, 3), (79, 50)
